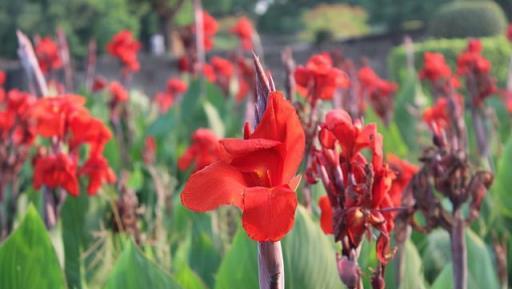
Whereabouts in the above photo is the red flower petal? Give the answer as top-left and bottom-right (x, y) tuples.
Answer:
(242, 185), (297, 242)
(318, 195), (333, 234)
(181, 162), (246, 211)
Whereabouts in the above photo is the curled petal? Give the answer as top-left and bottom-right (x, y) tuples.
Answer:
(181, 162), (246, 211)
(242, 185), (297, 242)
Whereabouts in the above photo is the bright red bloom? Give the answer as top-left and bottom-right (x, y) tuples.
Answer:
(106, 30), (141, 72)
(181, 92), (305, 241)
(109, 81), (129, 103)
(201, 11), (218, 51)
(422, 98), (450, 136)
(79, 154), (116, 195)
(68, 113), (112, 155)
(178, 128), (221, 172)
(33, 153), (79, 196)
(231, 16), (254, 50)
(143, 136), (156, 165)
(204, 57), (234, 94)
(318, 195), (334, 234)
(35, 36), (62, 74)
(31, 95), (87, 138)
(419, 52), (452, 82)
(358, 66), (397, 123)
(202, 64), (216, 82)
(167, 78), (188, 94)
(0, 71), (6, 86)
(155, 92), (174, 113)
(294, 53), (349, 101)
(457, 40), (491, 75)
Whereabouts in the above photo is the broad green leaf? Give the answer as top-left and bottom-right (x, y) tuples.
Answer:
(490, 132), (512, 217)
(0, 205), (67, 289)
(215, 208), (345, 289)
(175, 263), (209, 289)
(214, 230), (259, 289)
(126, 164), (144, 191)
(366, 107), (409, 157)
(397, 240), (427, 289)
(430, 263), (453, 289)
(203, 101), (225, 138)
(104, 241), (182, 289)
(62, 193), (89, 289)
(422, 229), (499, 289)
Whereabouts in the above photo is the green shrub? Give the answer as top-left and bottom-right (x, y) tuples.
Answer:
(388, 36), (512, 87)
(428, 1), (507, 39)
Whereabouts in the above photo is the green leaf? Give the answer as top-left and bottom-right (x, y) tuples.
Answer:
(62, 193), (89, 289)
(0, 205), (67, 289)
(104, 241), (182, 289)
(422, 229), (499, 289)
(430, 263), (453, 289)
(396, 240), (427, 289)
(126, 164), (144, 191)
(203, 101), (225, 138)
(490, 132), (512, 217)
(215, 208), (345, 289)
(366, 107), (409, 157)
(214, 230), (259, 289)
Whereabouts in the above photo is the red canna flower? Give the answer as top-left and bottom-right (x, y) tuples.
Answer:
(231, 16), (254, 50)
(358, 66), (397, 123)
(204, 57), (234, 94)
(178, 128), (221, 172)
(294, 53), (349, 101)
(106, 30), (141, 73)
(108, 81), (129, 103)
(155, 92), (174, 113)
(0, 71), (6, 86)
(422, 97), (450, 136)
(201, 11), (219, 52)
(457, 39), (491, 75)
(68, 113), (112, 155)
(419, 52), (452, 82)
(167, 78), (188, 95)
(92, 77), (108, 92)
(33, 153), (79, 196)
(234, 57), (255, 102)
(31, 95), (87, 138)
(202, 64), (216, 83)
(35, 36), (62, 74)
(143, 136), (156, 165)
(181, 92), (305, 241)
(79, 154), (116, 195)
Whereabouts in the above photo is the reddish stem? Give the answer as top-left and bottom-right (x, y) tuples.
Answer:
(258, 242), (285, 289)
(450, 210), (467, 289)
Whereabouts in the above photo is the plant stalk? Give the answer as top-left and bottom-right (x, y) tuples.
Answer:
(450, 210), (467, 289)
(258, 241), (285, 289)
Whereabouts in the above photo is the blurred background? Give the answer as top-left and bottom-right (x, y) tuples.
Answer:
(1, 0), (511, 93)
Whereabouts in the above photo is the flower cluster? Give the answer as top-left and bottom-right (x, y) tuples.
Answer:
(200, 11), (219, 52)
(294, 53), (349, 102)
(178, 128), (221, 172)
(419, 52), (460, 96)
(154, 78), (188, 113)
(230, 16), (254, 51)
(181, 91), (305, 241)
(203, 56), (234, 95)
(307, 109), (402, 287)
(35, 36), (62, 75)
(357, 66), (397, 124)
(456, 39), (496, 107)
(106, 30), (141, 73)
(31, 95), (115, 196)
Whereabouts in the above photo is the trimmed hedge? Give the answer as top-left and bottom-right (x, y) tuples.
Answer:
(428, 1), (507, 39)
(388, 36), (512, 87)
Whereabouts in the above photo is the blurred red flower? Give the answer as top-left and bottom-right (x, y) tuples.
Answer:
(507, 23), (512, 42)
(79, 154), (116, 195)
(422, 97), (450, 136)
(109, 81), (129, 103)
(358, 66), (397, 123)
(0, 71), (6, 86)
(419, 52), (452, 82)
(68, 113), (112, 155)
(106, 30), (141, 73)
(294, 53), (349, 101)
(35, 36), (62, 75)
(201, 11), (218, 52)
(31, 95), (87, 138)
(178, 128), (221, 172)
(181, 92), (305, 241)
(231, 16), (254, 50)
(33, 153), (79, 196)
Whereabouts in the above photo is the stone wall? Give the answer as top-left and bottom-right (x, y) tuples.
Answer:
(0, 30), (426, 95)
